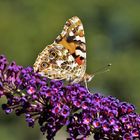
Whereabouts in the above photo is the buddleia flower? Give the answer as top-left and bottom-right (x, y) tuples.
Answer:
(0, 55), (140, 140)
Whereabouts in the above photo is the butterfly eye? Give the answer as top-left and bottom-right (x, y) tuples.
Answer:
(49, 49), (58, 59)
(41, 62), (49, 68)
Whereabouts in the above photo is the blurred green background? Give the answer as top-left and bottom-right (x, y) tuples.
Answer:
(0, 0), (140, 140)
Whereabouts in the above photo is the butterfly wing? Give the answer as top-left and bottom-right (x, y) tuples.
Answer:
(34, 16), (87, 83)
(54, 16), (87, 83)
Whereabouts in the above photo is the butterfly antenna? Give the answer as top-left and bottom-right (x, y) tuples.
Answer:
(93, 63), (112, 76)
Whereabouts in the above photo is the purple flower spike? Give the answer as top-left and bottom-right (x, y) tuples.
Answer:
(0, 54), (140, 140)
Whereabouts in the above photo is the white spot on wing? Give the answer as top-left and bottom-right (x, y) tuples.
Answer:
(70, 62), (78, 68)
(78, 25), (83, 30)
(56, 44), (63, 49)
(61, 30), (67, 36)
(75, 36), (85, 43)
(69, 31), (74, 36)
(75, 50), (86, 58)
(68, 55), (75, 61)
(56, 60), (64, 67)
(72, 17), (79, 23)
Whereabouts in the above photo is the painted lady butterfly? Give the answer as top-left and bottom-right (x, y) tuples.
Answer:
(33, 16), (93, 86)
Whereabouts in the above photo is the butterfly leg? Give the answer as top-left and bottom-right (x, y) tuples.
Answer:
(84, 78), (90, 93)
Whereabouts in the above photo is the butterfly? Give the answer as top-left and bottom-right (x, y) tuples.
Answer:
(33, 16), (94, 87)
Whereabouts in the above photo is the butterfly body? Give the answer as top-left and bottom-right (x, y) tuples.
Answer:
(34, 16), (93, 84)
